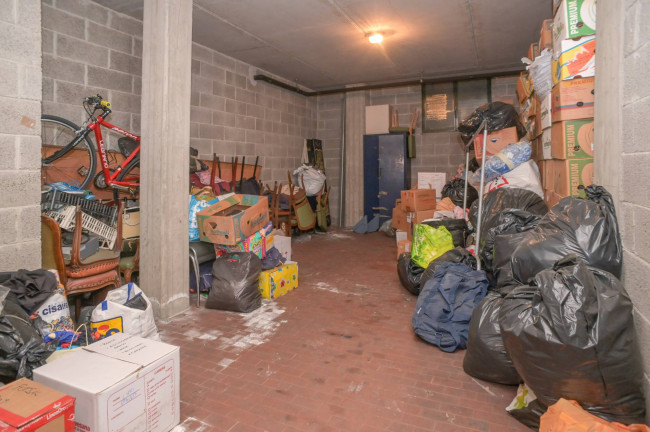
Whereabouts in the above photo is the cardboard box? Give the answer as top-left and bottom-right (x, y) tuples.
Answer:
(259, 261), (298, 299)
(198, 194), (269, 245)
(552, 0), (562, 15)
(552, 36), (596, 85)
(400, 189), (437, 212)
(551, 77), (594, 122)
(552, 158), (594, 198)
(539, 19), (554, 51)
(0, 378), (75, 431)
(528, 42), (540, 60)
(417, 172), (446, 198)
(395, 230), (407, 244)
(34, 333), (180, 432)
(553, 0), (596, 45)
(551, 119), (594, 159)
(543, 159), (554, 190)
(474, 127), (519, 161)
(268, 229), (291, 261)
(215, 221), (273, 258)
(544, 189), (564, 208)
(397, 240), (411, 259)
(537, 159), (546, 186)
(516, 73), (534, 103)
(365, 105), (393, 135)
(541, 128), (552, 160)
(391, 206), (410, 232)
(122, 208), (140, 239)
(523, 117), (538, 141)
(406, 209), (436, 226)
(539, 93), (552, 130)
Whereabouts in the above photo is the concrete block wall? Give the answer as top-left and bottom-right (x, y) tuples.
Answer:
(0, 0), (42, 271)
(41, 0), (143, 150)
(316, 94), (344, 226)
(620, 0), (650, 414)
(189, 44), (317, 185)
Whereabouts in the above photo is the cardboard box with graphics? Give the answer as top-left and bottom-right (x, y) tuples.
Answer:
(553, 0), (596, 44)
(539, 19), (554, 51)
(551, 77), (594, 122)
(552, 36), (596, 85)
(473, 127), (519, 162)
(552, 158), (594, 198)
(198, 194), (269, 245)
(551, 119), (594, 159)
(541, 128), (552, 160)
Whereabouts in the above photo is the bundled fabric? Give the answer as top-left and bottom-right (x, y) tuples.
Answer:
(485, 160), (544, 199)
(413, 262), (488, 352)
(397, 253), (425, 295)
(469, 187), (548, 239)
(0, 269), (57, 313)
(511, 185), (622, 283)
(91, 283), (160, 341)
(0, 287), (54, 381)
(261, 247), (286, 271)
(420, 218), (468, 248)
(480, 209), (542, 273)
(206, 252), (262, 313)
(499, 257), (646, 425)
(441, 179), (479, 208)
(420, 247), (477, 287)
(458, 102), (526, 145)
(462, 292), (520, 385)
(189, 261), (214, 293)
(410, 224), (455, 269)
(472, 140), (532, 183)
(292, 165), (326, 196)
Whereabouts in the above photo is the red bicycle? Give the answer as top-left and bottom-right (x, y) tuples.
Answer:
(41, 94), (140, 195)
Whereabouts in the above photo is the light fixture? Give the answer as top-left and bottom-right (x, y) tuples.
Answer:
(367, 32), (384, 44)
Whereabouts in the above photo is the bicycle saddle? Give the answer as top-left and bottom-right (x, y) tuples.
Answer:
(118, 137), (138, 158)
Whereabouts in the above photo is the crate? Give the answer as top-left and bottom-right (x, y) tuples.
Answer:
(42, 189), (117, 225)
(43, 205), (117, 249)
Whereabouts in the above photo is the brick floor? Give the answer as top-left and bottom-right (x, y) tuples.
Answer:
(159, 228), (528, 432)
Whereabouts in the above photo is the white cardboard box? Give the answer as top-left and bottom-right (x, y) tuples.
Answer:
(395, 230), (407, 245)
(417, 172), (446, 198)
(269, 229), (291, 261)
(34, 333), (180, 432)
(365, 105), (393, 135)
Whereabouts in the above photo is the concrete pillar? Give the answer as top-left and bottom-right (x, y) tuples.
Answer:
(140, 0), (192, 318)
(0, 0), (42, 271)
(593, 0), (623, 206)
(343, 90), (368, 227)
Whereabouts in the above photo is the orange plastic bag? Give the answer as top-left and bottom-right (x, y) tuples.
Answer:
(540, 399), (650, 432)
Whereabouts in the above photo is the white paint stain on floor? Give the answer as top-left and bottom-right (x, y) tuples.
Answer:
(216, 300), (286, 353)
(347, 382), (364, 393)
(312, 281), (364, 297)
(171, 417), (211, 432)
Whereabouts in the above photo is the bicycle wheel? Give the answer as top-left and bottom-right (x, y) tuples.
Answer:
(115, 156), (140, 196)
(41, 115), (97, 190)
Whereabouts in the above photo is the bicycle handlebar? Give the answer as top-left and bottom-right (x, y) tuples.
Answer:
(84, 94), (111, 111)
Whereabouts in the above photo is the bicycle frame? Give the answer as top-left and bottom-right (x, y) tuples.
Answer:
(89, 114), (140, 188)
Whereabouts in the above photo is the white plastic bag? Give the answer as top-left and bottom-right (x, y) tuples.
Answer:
(91, 283), (160, 341)
(486, 160), (543, 199)
(525, 49), (553, 100)
(292, 165), (326, 196)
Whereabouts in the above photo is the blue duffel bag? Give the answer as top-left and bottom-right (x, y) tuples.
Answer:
(413, 261), (488, 352)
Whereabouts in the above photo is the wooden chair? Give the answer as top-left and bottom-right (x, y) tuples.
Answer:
(287, 172), (316, 233)
(120, 237), (139, 284)
(270, 181), (292, 237)
(41, 201), (124, 319)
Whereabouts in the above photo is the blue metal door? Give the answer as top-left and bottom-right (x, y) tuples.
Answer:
(378, 133), (408, 221)
(363, 135), (379, 219)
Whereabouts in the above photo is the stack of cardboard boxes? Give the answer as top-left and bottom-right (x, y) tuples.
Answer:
(392, 188), (437, 258)
(525, 0), (596, 208)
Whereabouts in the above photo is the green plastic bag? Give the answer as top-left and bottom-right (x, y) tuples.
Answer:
(411, 224), (455, 268)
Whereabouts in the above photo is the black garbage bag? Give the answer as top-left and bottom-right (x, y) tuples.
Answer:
(421, 218), (468, 248)
(468, 187), (547, 238)
(480, 210), (542, 273)
(420, 247), (477, 286)
(0, 269), (57, 313)
(491, 232), (529, 293)
(499, 256), (646, 425)
(511, 185), (622, 284)
(397, 253), (425, 295)
(458, 102), (526, 145)
(441, 179), (479, 208)
(206, 253), (262, 313)
(462, 291), (520, 385)
(413, 262), (488, 352)
(0, 287), (54, 382)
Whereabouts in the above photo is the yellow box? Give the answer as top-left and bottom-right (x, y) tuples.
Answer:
(259, 261), (298, 299)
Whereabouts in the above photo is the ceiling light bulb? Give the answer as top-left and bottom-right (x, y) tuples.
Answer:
(368, 33), (383, 44)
